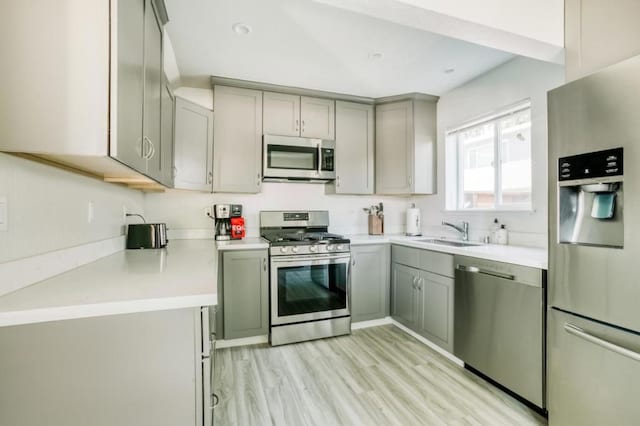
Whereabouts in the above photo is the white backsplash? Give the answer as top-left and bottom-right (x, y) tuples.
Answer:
(144, 182), (417, 237)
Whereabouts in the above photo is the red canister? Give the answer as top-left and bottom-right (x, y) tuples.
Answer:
(230, 217), (245, 239)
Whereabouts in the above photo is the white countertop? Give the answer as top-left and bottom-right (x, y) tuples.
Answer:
(215, 237), (269, 251)
(348, 234), (547, 269)
(0, 239), (218, 328)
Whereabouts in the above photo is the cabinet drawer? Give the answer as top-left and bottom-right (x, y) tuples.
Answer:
(391, 245), (420, 269)
(419, 250), (454, 278)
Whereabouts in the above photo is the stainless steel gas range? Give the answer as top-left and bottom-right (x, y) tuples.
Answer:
(260, 211), (351, 346)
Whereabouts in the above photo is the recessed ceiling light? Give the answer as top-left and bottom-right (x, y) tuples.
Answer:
(368, 52), (383, 61)
(444, 68), (455, 74)
(232, 23), (252, 35)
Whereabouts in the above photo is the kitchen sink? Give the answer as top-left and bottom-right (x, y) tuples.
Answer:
(417, 238), (483, 247)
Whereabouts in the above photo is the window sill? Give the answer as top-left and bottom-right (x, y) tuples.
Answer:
(443, 208), (537, 214)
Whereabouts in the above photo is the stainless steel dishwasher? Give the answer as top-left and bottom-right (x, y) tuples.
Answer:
(454, 255), (545, 410)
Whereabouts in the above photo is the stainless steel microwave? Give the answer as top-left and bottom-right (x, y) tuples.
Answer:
(263, 135), (336, 182)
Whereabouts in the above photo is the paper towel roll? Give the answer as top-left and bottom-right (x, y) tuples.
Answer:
(406, 205), (422, 236)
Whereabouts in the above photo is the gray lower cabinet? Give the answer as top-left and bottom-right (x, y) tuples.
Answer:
(173, 97), (214, 191)
(351, 244), (390, 322)
(391, 245), (454, 352)
(222, 250), (269, 339)
(0, 307), (213, 426)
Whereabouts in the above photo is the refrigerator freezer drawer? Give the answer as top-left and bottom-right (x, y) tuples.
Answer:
(548, 308), (640, 426)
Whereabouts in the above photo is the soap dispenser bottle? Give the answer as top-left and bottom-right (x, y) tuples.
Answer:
(496, 224), (509, 245)
(490, 218), (500, 243)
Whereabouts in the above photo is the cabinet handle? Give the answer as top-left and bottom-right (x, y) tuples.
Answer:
(412, 276), (417, 289)
(295, 119), (299, 132)
(257, 172), (261, 186)
(302, 120), (305, 133)
(207, 171), (213, 184)
(352, 258), (356, 267)
(141, 137), (149, 159)
(564, 323), (640, 362)
(336, 176), (340, 187)
(408, 175), (412, 186)
(263, 258), (267, 271)
(148, 139), (156, 159)
(418, 278), (423, 291)
(172, 167), (177, 178)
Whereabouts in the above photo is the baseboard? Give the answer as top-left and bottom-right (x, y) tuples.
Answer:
(216, 334), (269, 349)
(351, 316), (393, 330)
(390, 319), (464, 367)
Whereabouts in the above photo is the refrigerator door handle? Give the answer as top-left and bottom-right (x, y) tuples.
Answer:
(564, 322), (640, 362)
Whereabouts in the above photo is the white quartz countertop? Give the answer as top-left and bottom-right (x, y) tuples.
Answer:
(0, 239), (218, 327)
(348, 234), (547, 269)
(215, 237), (269, 251)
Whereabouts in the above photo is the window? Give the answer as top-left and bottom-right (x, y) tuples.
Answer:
(446, 101), (532, 211)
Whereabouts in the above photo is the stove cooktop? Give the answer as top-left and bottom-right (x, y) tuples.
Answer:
(262, 231), (350, 246)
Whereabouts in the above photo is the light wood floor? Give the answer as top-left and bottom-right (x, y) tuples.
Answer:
(214, 325), (546, 426)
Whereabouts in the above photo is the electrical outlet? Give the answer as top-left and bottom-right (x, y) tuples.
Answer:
(0, 196), (7, 232)
(204, 206), (213, 218)
(87, 201), (94, 224)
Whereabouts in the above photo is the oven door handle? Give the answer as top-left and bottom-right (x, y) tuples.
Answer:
(271, 254), (351, 267)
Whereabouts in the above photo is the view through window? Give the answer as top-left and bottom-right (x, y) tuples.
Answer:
(448, 101), (532, 210)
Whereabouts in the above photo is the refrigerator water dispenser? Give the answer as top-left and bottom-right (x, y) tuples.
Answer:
(557, 148), (624, 248)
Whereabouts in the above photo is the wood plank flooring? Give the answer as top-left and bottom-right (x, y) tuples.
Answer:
(214, 325), (546, 426)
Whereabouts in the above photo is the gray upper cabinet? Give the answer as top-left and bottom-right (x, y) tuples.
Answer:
(391, 244), (454, 352)
(262, 92), (300, 137)
(173, 97), (214, 192)
(213, 86), (263, 193)
(113, 0), (147, 173)
(332, 101), (374, 194)
(263, 92), (335, 140)
(142, 0), (163, 180)
(375, 98), (436, 195)
(222, 250), (269, 339)
(351, 244), (390, 322)
(300, 96), (335, 140)
(159, 80), (175, 187)
(565, 0), (640, 81)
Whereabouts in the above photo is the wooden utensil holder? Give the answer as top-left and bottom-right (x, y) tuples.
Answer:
(368, 215), (384, 235)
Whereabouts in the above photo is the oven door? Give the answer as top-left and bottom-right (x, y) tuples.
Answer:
(263, 135), (335, 180)
(270, 253), (350, 325)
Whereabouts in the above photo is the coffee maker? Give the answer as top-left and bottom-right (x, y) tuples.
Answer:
(214, 204), (244, 241)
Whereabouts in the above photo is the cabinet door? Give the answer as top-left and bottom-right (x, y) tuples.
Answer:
(113, 0), (146, 173)
(375, 101), (413, 194)
(391, 262), (419, 328)
(142, 0), (163, 178)
(300, 96), (335, 140)
(0, 309), (200, 426)
(351, 244), (390, 323)
(417, 271), (454, 351)
(213, 86), (263, 193)
(263, 92), (300, 137)
(159, 81), (174, 187)
(223, 250), (269, 339)
(173, 97), (214, 191)
(334, 101), (374, 194)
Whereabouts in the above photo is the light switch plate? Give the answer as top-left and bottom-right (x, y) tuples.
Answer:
(0, 196), (7, 232)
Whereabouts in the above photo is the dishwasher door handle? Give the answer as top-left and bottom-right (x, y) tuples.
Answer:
(456, 264), (516, 281)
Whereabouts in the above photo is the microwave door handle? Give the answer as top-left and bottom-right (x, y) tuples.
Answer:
(317, 143), (322, 175)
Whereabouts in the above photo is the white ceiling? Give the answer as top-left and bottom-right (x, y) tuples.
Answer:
(164, 0), (517, 97)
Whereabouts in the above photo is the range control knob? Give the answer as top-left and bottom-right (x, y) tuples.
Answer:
(309, 245), (318, 252)
(280, 246), (289, 254)
(292, 246), (299, 253)
(327, 244), (335, 251)
(336, 244), (344, 251)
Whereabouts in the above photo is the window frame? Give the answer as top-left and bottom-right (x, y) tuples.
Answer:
(447, 100), (533, 212)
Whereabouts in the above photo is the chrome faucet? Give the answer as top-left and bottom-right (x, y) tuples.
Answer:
(442, 220), (469, 241)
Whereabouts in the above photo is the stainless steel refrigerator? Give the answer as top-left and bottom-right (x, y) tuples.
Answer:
(548, 55), (640, 425)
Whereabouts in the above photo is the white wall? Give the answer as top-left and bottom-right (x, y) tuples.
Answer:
(415, 57), (564, 248)
(144, 183), (415, 238)
(0, 154), (144, 264)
